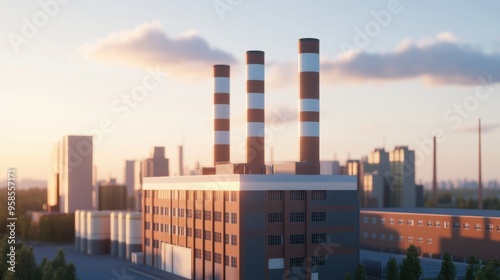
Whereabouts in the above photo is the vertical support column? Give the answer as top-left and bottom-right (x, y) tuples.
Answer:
(246, 51), (265, 174)
(299, 38), (320, 174)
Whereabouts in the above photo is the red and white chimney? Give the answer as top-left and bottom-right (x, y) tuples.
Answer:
(299, 38), (320, 174)
(213, 65), (230, 165)
(246, 51), (265, 174)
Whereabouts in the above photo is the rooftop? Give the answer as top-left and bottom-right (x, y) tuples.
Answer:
(362, 207), (500, 218)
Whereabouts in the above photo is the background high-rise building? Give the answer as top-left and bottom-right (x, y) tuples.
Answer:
(47, 135), (93, 213)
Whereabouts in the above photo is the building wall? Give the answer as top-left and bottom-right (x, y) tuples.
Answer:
(99, 185), (127, 211)
(125, 160), (135, 197)
(360, 210), (500, 261)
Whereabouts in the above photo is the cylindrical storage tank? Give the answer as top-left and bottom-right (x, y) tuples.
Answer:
(75, 210), (80, 251)
(118, 212), (127, 258)
(86, 211), (111, 255)
(79, 210), (87, 253)
(125, 212), (142, 260)
(110, 211), (120, 256)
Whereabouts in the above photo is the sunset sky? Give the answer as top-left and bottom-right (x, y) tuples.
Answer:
(1, 1), (499, 184)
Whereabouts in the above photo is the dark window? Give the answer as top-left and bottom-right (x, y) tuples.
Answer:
(195, 210), (201, 219)
(311, 190), (326, 200)
(224, 255), (229, 266)
(231, 213), (237, 224)
(231, 235), (237, 246)
(187, 209), (193, 218)
(179, 209), (185, 218)
(312, 256), (326, 266)
(231, 257), (237, 268)
(187, 228), (192, 237)
(268, 212), (283, 223)
(204, 230), (211, 241)
(290, 234), (305, 244)
(290, 190), (306, 200)
(225, 234), (229, 245)
(230, 191), (237, 201)
(269, 190), (283, 201)
(312, 233), (326, 244)
(290, 257), (305, 267)
(204, 251), (211, 261)
(214, 211), (222, 222)
(268, 235), (283, 245)
(290, 212), (306, 222)
(204, 210), (211, 221)
(214, 232), (222, 243)
(195, 229), (201, 239)
(214, 253), (222, 264)
(225, 213), (230, 223)
(311, 212), (326, 222)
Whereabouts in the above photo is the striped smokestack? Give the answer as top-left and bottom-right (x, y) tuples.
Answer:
(246, 51), (265, 174)
(299, 38), (320, 174)
(213, 65), (230, 165)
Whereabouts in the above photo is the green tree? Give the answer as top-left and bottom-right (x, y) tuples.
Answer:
(344, 272), (352, 280)
(475, 269), (486, 280)
(399, 245), (423, 280)
(16, 243), (38, 280)
(481, 260), (500, 280)
(437, 252), (456, 280)
(355, 263), (367, 280)
(465, 256), (479, 280)
(386, 257), (399, 280)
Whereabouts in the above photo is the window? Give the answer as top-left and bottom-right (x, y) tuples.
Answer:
(408, 237), (413, 242)
(311, 190), (326, 200)
(230, 191), (237, 202)
(225, 213), (230, 223)
(389, 218), (395, 225)
(417, 220), (423, 226)
(204, 230), (212, 241)
(195, 249), (201, 259)
(187, 209), (193, 218)
(195, 229), (201, 239)
(453, 222), (460, 229)
(214, 232), (222, 243)
(160, 224), (164, 232)
(195, 210), (201, 219)
(268, 235), (283, 245)
(497, 225), (500, 231)
(160, 207), (164, 215)
(444, 222), (450, 228)
(224, 255), (229, 266)
(165, 207), (170, 216)
(214, 211), (222, 222)
(290, 257), (305, 268)
(464, 223), (470, 230)
(417, 238), (423, 243)
(145, 238), (150, 246)
(380, 234), (385, 240)
(371, 233), (377, 239)
(487, 224), (494, 231)
(269, 190), (283, 201)
(389, 235), (394, 241)
(225, 234), (229, 245)
(427, 221), (433, 227)
(214, 253), (222, 264)
(290, 190), (306, 200)
(172, 226), (176, 234)
(312, 233), (326, 244)
(166, 225), (170, 234)
(179, 209), (185, 218)
(231, 257), (237, 268)
(231, 213), (237, 224)
(204, 251), (211, 261)
(363, 232), (368, 238)
(290, 212), (306, 222)
(398, 219), (404, 225)
(475, 224), (481, 230)
(153, 239), (159, 248)
(204, 211), (211, 221)
(290, 234), (305, 244)
(312, 212), (326, 222)
(372, 217), (377, 224)
(269, 213), (283, 223)
(172, 208), (176, 217)
(312, 256), (326, 266)
(380, 218), (385, 224)
(363, 217), (368, 224)
(187, 228), (192, 237)
(214, 191), (222, 201)
(231, 235), (237, 246)
(407, 220), (414, 226)
(398, 236), (403, 241)
(435, 221), (441, 227)
(427, 238), (433, 244)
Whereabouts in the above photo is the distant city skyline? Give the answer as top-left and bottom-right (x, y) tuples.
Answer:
(1, 1), (499, 183)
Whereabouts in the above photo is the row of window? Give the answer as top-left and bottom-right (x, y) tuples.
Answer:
(268, 190), (326, 201)
(364, 217), (500, 231)
(146, 223), (238, 245)
(290, 256), (326, 267)
(145, 209), (237, 224)
(194, 250), (237, 267)
(363, 232), (434, 244)
(268, 233), (328, 245)
(145, 190), (238, 202)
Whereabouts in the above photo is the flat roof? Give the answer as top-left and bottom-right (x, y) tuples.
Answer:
(143, 174), (357, 191)
(362, 207), (500, 218)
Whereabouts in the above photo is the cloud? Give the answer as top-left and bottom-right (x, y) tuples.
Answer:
(456, 123), (500, 133)
(266, 106), (298, 126)
(267, 33), (500, 88)
(79, 21), (237, 78)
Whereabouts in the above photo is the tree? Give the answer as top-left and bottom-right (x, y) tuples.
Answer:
(344, 272), (352, 280)
(386, 257), (399, 280)
(437, 252), (456, 280)
(16, 243), (38, 280)
(355, 263), (367, 280)
(481, 260), (500, 280)
(475, 269), (487, 280)
(399, 245), (423, 280)
(465, 256), (479, 280)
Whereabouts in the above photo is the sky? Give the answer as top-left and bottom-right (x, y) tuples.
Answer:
(1, 0), (499, 185)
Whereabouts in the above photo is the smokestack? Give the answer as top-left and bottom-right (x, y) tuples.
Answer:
(178, 145), (184, 176)
(213, 65), (230, 165)
(432, 136), (437, 206)
(246, 51), (265, 174)
(478, 118), (483, 209)
(299, 38), (320, 174)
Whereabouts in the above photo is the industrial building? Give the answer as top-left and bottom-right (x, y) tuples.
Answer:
(47, 135), (93, 213)
(141, 38), (360, 280)
(360, 208), (500, 262)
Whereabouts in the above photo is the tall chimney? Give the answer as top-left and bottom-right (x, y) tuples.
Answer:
(432, 136), (437, 205)
(299, 38), (320, 174)
(178, 145), (184, 176)
(213, 65), (230, 165)
(246, 51), (265, 174)
(478, 118), (483, 209)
